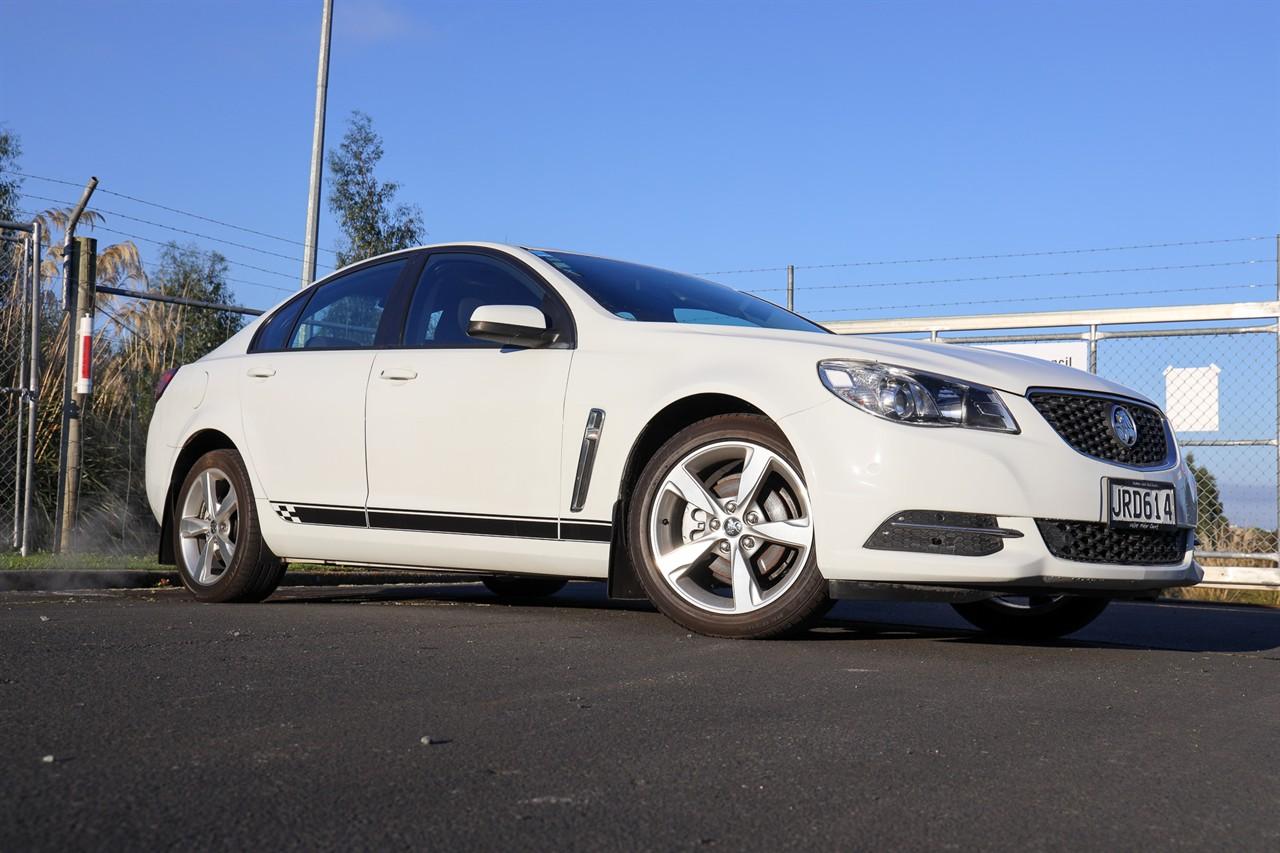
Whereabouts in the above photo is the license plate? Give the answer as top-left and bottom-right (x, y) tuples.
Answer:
(1105, 478), (1178, 530)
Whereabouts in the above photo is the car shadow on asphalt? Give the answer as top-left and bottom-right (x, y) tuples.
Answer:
(264, 580), (1280, 656)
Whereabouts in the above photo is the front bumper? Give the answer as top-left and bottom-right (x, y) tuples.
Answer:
(781, 393), (1199, 592)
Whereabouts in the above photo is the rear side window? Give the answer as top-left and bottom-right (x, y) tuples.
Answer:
(288, 259), (407, 350)
(402, 253), (556, 348)
(253, 295), (308, 352)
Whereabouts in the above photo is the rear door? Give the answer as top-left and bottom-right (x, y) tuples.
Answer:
(239, 257), (410, 522)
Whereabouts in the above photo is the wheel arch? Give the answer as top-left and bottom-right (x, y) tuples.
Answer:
(607, 393), (775, 599)
(158, 429), (239, 565)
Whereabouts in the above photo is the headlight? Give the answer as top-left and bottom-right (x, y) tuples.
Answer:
(818, 359), (1019, 433)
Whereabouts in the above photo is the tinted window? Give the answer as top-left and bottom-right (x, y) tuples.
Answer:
(288, 259), (407, 350)
(531, 250), (828, 334)
(252, 294), (308, 352)
(403, 253), (553, 347)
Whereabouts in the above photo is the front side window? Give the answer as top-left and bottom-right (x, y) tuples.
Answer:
(531, 250), (829, 334)
(288, 259), (407, 350)
(402, 253), (559, 347)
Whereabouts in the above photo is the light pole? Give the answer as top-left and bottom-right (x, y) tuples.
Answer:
(301, 0), (333, 288)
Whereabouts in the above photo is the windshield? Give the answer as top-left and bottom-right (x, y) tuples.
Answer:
(531, 250), (829, 334)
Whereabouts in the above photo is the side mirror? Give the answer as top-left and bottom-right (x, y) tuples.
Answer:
(466, 304), (559, 348)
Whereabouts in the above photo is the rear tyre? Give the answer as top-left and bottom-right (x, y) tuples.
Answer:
(951, 595), (1109, 640)
(628, 414), (829, 639)
(173, 449), (285, 603)
(483, 577), (567, 598)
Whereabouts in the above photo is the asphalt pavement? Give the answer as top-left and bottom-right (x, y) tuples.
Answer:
(1, 580), (1277, 851)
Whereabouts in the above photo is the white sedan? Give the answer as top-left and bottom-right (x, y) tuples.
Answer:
(146, 243), (1200, 639)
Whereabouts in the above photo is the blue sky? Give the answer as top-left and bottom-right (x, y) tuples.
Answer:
(2, 0), (1276, 316)
(2, 0), (1278, 527)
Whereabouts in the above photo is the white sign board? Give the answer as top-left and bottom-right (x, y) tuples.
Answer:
(970, 341), (1091, 372)
(1163, 364), (1220, 432)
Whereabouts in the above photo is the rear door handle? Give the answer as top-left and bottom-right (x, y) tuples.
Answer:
(246, 367), (276, 378)
(379, 368), (418, 381)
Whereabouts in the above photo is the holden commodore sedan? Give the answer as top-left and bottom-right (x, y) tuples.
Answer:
(146, 243), (1200, 639)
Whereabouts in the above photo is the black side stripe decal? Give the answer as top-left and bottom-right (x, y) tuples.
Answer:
(273, 502), (611, 542)
(560, 521), (612, 543)
(368, 510), (559, 540)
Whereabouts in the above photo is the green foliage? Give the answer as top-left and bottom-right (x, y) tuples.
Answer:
(147, 242), (244, 361)
(1185, 453), (1229, 546)
(0, 128), (21, 223)
(327, 111), (423, 267)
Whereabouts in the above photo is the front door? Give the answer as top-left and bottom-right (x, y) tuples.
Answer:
(363, 251), (577, 572)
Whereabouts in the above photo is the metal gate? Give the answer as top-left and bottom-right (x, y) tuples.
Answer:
(1, 218), (42, 555)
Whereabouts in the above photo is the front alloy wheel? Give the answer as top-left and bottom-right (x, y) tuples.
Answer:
(629, 414), (829, 638)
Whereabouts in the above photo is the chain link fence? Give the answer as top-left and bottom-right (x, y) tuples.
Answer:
(1, 225), (38, 554)
(1099, 328), (1277, 572)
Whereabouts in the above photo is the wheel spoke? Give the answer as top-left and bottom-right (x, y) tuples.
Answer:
(214, 487), (237, 522)
(734, 446), (774, 510)
(730, 545), (763, 612)
(218, 534), (236, 563)
(662, 465), (722, 518)
(202, 471), (218, 519)
(179, 516), (211, 538)
(197, 539), (216, 584)
(654, 536), (717, 582)
(751, 517), (812, 550)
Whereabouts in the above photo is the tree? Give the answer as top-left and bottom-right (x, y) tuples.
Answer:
(1185, 453), (1228, 548)
(146, 242), (243, 362)
(327, 111), (423, 267)
(0, 128), (21, 223)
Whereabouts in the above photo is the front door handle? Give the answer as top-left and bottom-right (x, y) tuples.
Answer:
(379, 368), (418, 381)
(246, 366), (276, 378)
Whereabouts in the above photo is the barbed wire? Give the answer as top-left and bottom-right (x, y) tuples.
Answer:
(19, 192), (333, 272)
(808, 283), (1271, 315)
(4, 169), (340, 257)
(13, 207), (294, 296)
(746, 259), (1273, 294)
(696, 235), (1273, 276)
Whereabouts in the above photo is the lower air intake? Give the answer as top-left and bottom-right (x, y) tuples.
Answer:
(865, 511), (1015, 557)
(1035, 519), (1188, 566)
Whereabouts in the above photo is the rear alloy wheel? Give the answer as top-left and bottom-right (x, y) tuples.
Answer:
(482, 576), (567, 598)
(629, 414), (829, 639)
(175, 449), (286, 603)
(951, 595), (1109, 640)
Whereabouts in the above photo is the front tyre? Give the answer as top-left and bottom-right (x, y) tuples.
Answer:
(174, 449), (286, 603)
(951, 595), (1109, 640)
(628, 414), (829, 639)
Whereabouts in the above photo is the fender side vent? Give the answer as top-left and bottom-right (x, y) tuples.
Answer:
(864, 510), (1021, 557)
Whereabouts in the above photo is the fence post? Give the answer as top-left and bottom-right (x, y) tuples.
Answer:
(786, 264), (795, 312)
(1088, 324), (1098, 373)
(12, 239), (28, 548)
(21, 221), (41, 557)
(56, 236), (96, 553)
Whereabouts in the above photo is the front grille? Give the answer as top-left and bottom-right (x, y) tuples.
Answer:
(1028, 391), (1171, 468)
(1036, 519), (1188, 565)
